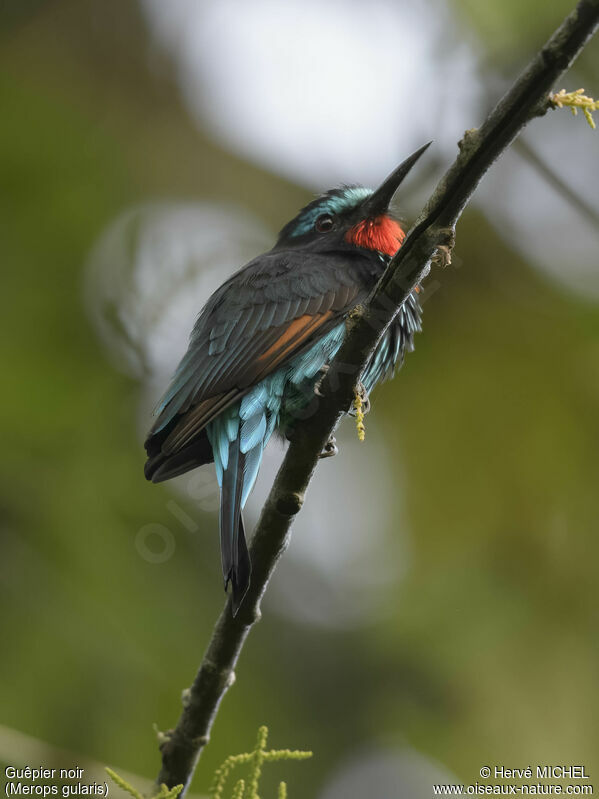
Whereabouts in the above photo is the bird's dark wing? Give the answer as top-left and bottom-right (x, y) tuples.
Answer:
(145, 249), (372, 469)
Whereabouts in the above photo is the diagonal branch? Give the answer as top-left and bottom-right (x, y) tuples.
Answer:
(154, 0), (599, 792)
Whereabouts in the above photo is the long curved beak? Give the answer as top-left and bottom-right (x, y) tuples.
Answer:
(363, 141), (432, 217)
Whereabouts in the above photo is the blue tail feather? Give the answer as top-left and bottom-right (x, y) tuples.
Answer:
(219, 439), (251, 614)
(207, 399), (273, 615)
(239, 412), (267, 454)
(241, 444), (263, 507)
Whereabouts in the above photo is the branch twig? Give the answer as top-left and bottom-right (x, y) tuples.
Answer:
(154, 1), (599, 792)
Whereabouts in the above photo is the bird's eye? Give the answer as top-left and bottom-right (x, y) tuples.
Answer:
(315, 213), (334, 232)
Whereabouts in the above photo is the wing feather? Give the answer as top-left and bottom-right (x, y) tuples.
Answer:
(146, 248), (374, 461)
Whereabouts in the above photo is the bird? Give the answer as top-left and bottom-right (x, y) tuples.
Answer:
(144, 143), (430, 614)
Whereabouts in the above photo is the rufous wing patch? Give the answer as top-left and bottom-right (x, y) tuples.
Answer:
(255, 312), (333, 374)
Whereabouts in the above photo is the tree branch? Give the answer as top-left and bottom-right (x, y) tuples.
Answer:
(155, 0), (599, 792)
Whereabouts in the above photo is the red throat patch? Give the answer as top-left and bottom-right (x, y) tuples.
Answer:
(345, 215), (406, 256)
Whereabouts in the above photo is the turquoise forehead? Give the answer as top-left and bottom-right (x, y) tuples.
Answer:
(290, 187), (372, 237)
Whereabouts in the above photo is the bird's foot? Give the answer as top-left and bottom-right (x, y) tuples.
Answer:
(348, 304), (365, 320)
(314, 364), (329, 397)
(319, 435), (338, 458)
(431, 226), (456, 269)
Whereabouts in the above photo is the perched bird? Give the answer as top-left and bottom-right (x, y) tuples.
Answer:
(144, 143), (430, 613)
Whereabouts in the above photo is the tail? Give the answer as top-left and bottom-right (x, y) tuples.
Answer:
(220, 440), (252, 614)
(210, 401), (271, 615)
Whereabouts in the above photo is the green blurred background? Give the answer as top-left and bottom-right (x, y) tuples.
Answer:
(1, 1), (598, 797)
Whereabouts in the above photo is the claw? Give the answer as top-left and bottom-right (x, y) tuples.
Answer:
(314, 364), (330, 397)
(431, 226), (455, 269)
(319, 436), (338, 458)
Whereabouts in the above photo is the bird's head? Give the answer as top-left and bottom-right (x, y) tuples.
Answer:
(275, 142), (431, 257)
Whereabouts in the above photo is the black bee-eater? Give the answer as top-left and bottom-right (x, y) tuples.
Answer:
(144, 143), (430, 613)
